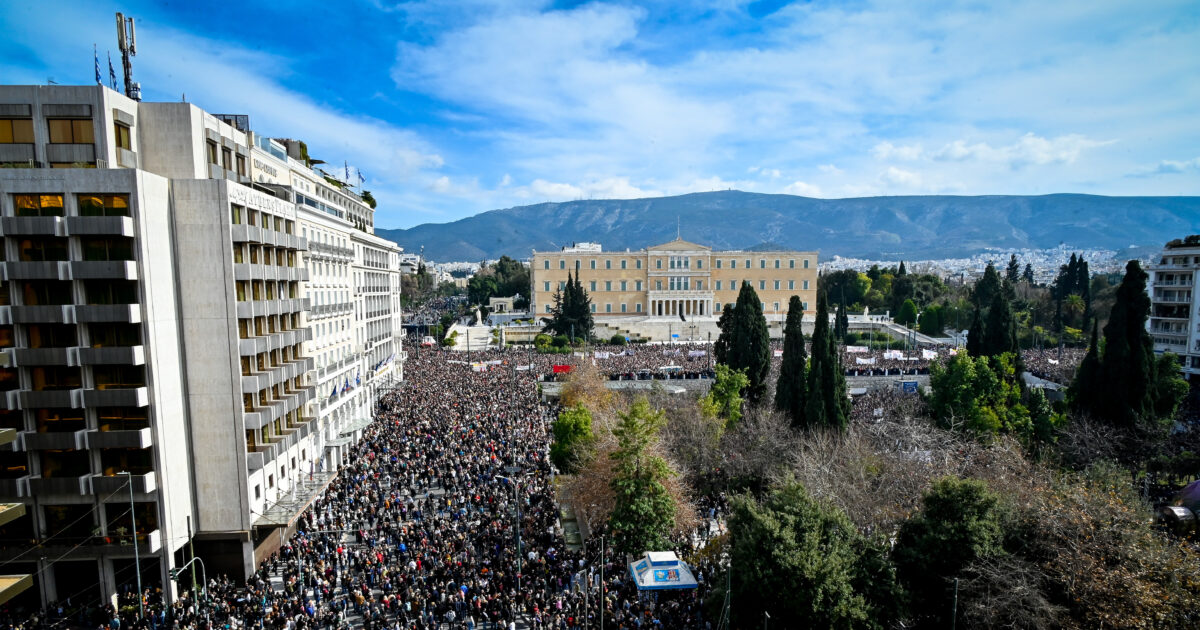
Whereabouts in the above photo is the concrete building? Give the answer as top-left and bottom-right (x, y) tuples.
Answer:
(0, 84), (403, 608)
(530, 239), (818, 337)
(1148, 238), (1200, 379)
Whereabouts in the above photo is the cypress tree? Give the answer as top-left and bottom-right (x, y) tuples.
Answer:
(1005, 254), (1020, 285)
(897, 260), (907, 276)
(1070, 322), (1101, 414)
(775, 296), (808, 426)
(1022, 263), (1034, 284)
(971, 263), (1001, 310)
(716, 282), (771, 403)
(981, 292), (1015, 357)
(966, 309), (984, 357)
(805, 292), (850, 430)
(834, 300), (849, 341)
(1096, 260), (1156, 426)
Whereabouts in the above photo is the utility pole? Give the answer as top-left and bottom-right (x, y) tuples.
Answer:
(118, 471), (143, 620)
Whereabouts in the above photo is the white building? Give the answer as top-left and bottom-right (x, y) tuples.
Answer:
(1148, 238), (1200, 379)
(0, 84), (404, 608)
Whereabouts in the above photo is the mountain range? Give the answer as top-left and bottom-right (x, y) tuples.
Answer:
(376, 191), (1200, 262)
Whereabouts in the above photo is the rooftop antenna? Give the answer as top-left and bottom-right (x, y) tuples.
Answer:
(676, 215), (681, 240)
(115, 12), (141, 101)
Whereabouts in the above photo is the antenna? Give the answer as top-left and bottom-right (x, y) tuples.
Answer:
(115, 12), (141, 101)
(676, 216), (681, 240)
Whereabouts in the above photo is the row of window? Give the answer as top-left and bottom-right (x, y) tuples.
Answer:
(10, 193), (129, 217)
(0, 117), (94, 145)
(543, 256), (812, 270)
(542, 279), (810, 292)
(206, 140), (248, 176)
(231, 204), (296, 235)
(543, 300), (809, 314)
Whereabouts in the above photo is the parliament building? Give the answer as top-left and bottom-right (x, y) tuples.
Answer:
(530, 238), (818, 321)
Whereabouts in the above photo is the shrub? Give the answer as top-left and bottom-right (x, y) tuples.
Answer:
(610, 333), (628, 346)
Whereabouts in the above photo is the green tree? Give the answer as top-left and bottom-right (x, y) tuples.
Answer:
(550, 404), (594, 473)
(805, 291), (850, 431)
(971, 263), (1002, 311)
(720, 481), (901, 629)
(894, 477), (1004, 628)
(609, 397), (675, 554)
(1005, 254), (1020, 285)
(544, 270), (593, 341)
(927, 352), (1049, 440)
(917, 304), (942, 337)
(775, 296), (808, 426)
(701, 364), (749, 428)
(714, 282), (771, 403)
(834, 300), (849, 341)
(895, 299), (918, 328)
(1071, 260), (1187, 428)
(965, 309), (984, 357)
(980, 292), (1016, 357)
(1022, 263), (1035, 284)
(820, 269), (871, 309)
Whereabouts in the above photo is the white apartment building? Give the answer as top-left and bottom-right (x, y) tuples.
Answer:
(1148, 238), (1200, 380)
(0, 84), (404, 609)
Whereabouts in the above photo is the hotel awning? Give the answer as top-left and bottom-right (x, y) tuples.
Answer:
(339, 417), (374, 436)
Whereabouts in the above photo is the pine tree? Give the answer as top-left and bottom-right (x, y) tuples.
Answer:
(715, 282), (771, 403)
(971, 263), (1002, 310)
(1071, 322), (1101, 413)
(775, 296), (808, 426)
(805, 292), (850, 430)
(897, 260), (907, 276)
(1022, 263), (1035, 284)
(966, 309), (984, 357)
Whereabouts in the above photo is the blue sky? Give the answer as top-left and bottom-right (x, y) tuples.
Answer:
(2, 1), (1198, 229)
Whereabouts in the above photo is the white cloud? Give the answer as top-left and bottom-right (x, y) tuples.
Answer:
(782, 181), (822, 197)
(818, 164), (844, 175)
(872, 141), (923, 161)
(1128, 157), (1200, 178)
(881, 167), (922, 187)
(931, 133), (1112, 168)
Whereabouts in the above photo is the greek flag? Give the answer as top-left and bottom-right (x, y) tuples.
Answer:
(108, 52), (118, 89)
(94, 45), (101, 85)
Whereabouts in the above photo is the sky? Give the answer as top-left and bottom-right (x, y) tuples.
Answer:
(1, 0), (1198, 229)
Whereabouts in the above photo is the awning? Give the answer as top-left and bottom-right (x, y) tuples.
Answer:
(628, 551), (698, 591)
(253, 471), (338, 528)
(338, 417), (374, 436)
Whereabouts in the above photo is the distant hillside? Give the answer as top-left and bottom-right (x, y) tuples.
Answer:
(377, 191), (1200, 262)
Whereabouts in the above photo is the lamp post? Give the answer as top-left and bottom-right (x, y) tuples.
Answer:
(117, 471), (143, 620)
(169, 556), (209, 626)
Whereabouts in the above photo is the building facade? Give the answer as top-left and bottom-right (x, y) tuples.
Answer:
(530, 238), (818, 321)
(1148, 238), (1200, 379)
(0, 84), (404, 608)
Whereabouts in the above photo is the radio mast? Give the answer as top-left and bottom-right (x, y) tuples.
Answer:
(115, 12), (141, 101)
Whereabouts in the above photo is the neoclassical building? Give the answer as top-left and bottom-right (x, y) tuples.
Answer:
(530, 238), (818, 321)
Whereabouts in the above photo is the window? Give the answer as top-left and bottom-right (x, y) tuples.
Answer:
(694, 280), (702, 290)
(621, 303), (627, 313)
(621, 260), (627, 270)
(546, 304), (552, 313)
(206, 141), (218, 165)
(0, 119), (34, 143)
(716, 259), (722, 269)
(730, 259), (736, 269)
(590, 304), (596, 313)
(605, 281), (612, 291)
(635, 303), (642, 313)
(13, 194), (64, 217)
(760, 259), (766, 269)
(636, 259), (642, 269)
(78, 194), (130, 217)
(605, 260), (611, 269)
(590, 281), (597, 291)
(774, 302), (780, 311)
(802, 301), (809, 310)
(759, 280), (766, 290)
(544, 260), (550, 270)
(774, 280), (780, 290)
(803, 258), (810, 269)
(774, 259), (780, 269)
(656, 259), (662, 269)
(620, 281), (627, 291)
(237, 154), (247, 176)
(656, 280), (662, 290)
(745, 259), (751, 269)
(590, 260), (596, 270)
(559, 260), (565, 269)
(716, 280), (722, 290)
(605, 303), (612, 313)
(558, 281), (565, 290)
(47, 118), (94, 143)
(803, 280), (810, 290)
(789, 259), (795, 269)
(635, 281), (642, 291)
(715, 302), (721, 312)
(81, 237), (133, 261)
(231, 204), (242, 224)
(730, 279), (737, 290)
(788, 280), (794, 290)
(19, 237), (69, 261)
(113, 123), (131, 150)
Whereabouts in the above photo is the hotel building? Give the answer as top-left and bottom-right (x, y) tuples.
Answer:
(1148, 237), (1200, 380)
(530, 238), (818, 324)
(0, 84), (403, 608)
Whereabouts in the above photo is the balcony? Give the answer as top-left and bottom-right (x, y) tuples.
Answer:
(1, 216), (64, 237)
(19, 389), (81, 408)
(70, 261), (138, 281)
(75, 304), (141, 323)
(90, 471), (156, 494)
(10, 305), (74, 324)
(28, 474), (90, 496)
(11, 348), (71, 366)
(5, 261), (70, 281)
(82, 387), (148, 408)
(85, 427), (152, 449)
(45, 143), (95, 165)
(20, 430), (86, 450)
(65, 216), (135, 237)
(0, 477), (30, 498)
(76, 346), (145, 365)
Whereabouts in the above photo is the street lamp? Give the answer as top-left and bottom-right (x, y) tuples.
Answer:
(117, 471), (143, 620)
(169, 556), (209, 626)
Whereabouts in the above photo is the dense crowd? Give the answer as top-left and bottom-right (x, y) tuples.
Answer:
(1021, 348), (1086, 385)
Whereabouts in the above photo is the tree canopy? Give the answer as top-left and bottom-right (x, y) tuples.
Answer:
(543, 269), (593, 341)
(714, 282), (771, 403)
(775, 296), (808, 426)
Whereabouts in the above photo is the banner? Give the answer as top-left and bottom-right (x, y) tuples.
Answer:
(845, 345), (868, 353)
(688, 350), (707, 357)
(471, 363), (487, 372)
(883, 350), (903, 360)
(855, 357), (877, 365)
(1048, 358), (1059, 365)
(594, 351), (612, 359)
(773, 349), (784, 357)
(921, 349), (938, 360)
(552, 365), (572, 374)
(662, 349), (681, 356)
(900, 381), (919, 394)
